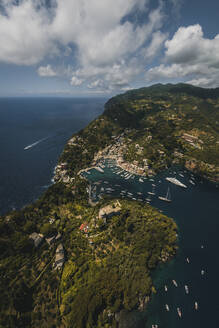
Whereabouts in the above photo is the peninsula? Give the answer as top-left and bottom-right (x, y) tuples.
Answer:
(0, 83), (218, 328)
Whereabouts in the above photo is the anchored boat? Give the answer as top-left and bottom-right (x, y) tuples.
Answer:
(166, 177), (187, 188)
(158, 187), (171, 202)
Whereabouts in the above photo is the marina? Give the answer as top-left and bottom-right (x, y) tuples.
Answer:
(80, 160), (218, 328)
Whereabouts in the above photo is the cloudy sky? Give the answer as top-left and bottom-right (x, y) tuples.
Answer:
(0, 0), (219, 96)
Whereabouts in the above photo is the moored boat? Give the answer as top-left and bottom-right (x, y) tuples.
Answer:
(172, 280), (178, 287)
(158, 187), (171, 202)
(166, 177), (187, 188)
(165, 304), (169, 311)
(177, 307), (182, 318)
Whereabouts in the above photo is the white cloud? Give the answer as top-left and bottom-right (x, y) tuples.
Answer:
(146, 24), (219, 87)
(70, 76), (83, 86)
(0, 0), (57, 65)
(0, 0), (167, 90)
(38, 64), (57, 77)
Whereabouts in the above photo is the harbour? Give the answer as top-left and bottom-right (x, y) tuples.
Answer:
(81, 159), (219, 328)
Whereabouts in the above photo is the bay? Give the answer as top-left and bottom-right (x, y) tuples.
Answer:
(83, 160), (219, 328)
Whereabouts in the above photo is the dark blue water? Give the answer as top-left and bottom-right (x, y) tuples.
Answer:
(83, 161), (219, 328)
(0, 97), (106, 214)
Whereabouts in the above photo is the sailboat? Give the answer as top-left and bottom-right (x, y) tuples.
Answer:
(158, 187), (171, 202)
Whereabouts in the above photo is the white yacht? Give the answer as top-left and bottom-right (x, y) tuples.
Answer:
(172, 280), (178, 287)
(195, 302), (198, 310)
(166, 177), (187, 188)
(177, 307), (182, 318)
(185, 285), (189, 294)
(165, 304), (170, 311)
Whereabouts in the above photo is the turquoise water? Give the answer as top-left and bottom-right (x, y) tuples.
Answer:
(83, 160), (219, 328)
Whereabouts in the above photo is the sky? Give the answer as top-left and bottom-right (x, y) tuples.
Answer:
(0, 0), (219, 96)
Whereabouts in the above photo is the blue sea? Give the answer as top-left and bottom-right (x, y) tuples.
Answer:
(0, 98), (218, 328)
(0, 97), (106, 215)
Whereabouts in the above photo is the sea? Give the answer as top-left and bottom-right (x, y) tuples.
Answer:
(0, 98), (218, 328)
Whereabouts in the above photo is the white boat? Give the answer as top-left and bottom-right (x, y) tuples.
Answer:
(148, 191), (155, 195)
(158, 187), (171, 202)
(201, 270), (205, 275)
(166, 177), (187, 188)
(139, 178), (144, 183)
(189, 179), (195, 185)
(172, 280), (178, 287)
(186, 257), (190, 263)
(185, 285), (189, 294)
(165, 304), (170, 311)
(179, 173), (184, 177)
(177, 307), (182, 318)
(164, 285), (168, 292)
(95, 167), (104, 173)
(195, 302), (198, 310)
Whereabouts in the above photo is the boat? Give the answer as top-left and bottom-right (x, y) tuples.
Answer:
(201, 270), (205, 275)
(201, 245), (204, 249)
(189, 179), (195, 185)
(95, 167), (104, 173)
(179, 173), (184, 177)
(158, 187), (171, 202)
(177, 307), (182, 318)
(164, 285), (168, 292)
(148, 191), (155, 195)
(165, 304), (170, 311)
(166, 177), (187, 188)
(139, 178), (144, 183)
(172, 280), (178, 287)
(185, 285), (189, 294)
(186, 257), (190, 263)
(195, 302), (198, 310)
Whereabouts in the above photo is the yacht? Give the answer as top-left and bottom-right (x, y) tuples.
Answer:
(139, 178), (144, 183)
(185, 285), (189, 294)
(201, 270), (205, 275)
(179, 173), (184, 177)
(186, 257), (190, 263)
(158, 187), (171, 202)
(164, 285), (168, 292)
(195, 302), (198, 310)
(166, 177), (187, 188)
(172, 280), (178, 287)
(165, 304), (170, 311)
(95, 166), (104, 173)
(148, 191), (155, 195)
(177, 307), (182, 318)
(189, 179), (195, 185)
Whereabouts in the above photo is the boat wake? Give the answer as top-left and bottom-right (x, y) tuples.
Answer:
(24, 137), (48, 150)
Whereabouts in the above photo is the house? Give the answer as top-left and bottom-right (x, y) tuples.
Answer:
(79, 223), (89, 233)
(45, 235), (56, 246)
(54, 243), (65, 270)
(99, 201), (121, 221)
(29, 232), (44, 247)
